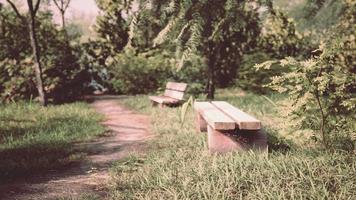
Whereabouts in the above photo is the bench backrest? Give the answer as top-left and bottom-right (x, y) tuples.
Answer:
(164, 82), (188, 100)
(194, 101), (261, 130)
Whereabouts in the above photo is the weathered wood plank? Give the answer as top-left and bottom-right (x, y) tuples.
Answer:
(149, 96), (180, 104)
(194, 102), (235, 130)
(164, 89), (185, 100)
(211, 101), (261, 130)
(166, 82), (188, 92)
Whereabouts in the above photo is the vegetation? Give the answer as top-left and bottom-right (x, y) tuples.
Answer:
(109, 89), (355, 199)
(0, 102), (105, 181)
(256, 0), (355, 150)
(0, 0), (354, 198)
(5, 0), (47, 105)
(0, 3), (91, 103)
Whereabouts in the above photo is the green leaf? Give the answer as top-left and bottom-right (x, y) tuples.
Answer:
(180, 96), (194, 124)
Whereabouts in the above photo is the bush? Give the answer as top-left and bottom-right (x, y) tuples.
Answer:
(107, 50), (172, 94)
(236, 52), (286, 94)
(256, 1), (356, 150)
(236, 10), (314, 94)
(106, 50), (207, 95)
(0, 9), (90, 103)
(172, 54), (207, 96)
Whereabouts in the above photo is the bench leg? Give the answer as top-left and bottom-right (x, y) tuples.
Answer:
(195, 112), (207, 132)
(151, 101), (158, 107)
(207, 126), (245, 153)
(151, 101), (165, 108)
(207, 126), (268, 154)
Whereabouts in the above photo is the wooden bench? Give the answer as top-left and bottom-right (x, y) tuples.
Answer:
(194, 101), (267, 153)
(149, 82), (188, 108)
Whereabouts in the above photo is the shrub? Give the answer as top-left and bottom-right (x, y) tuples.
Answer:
(107, 50), (172, 94)
(106, 50), (207, 95)
(236, 10), (314, 94)
(172, 54), (207, 96)
(256, 1), (356, 150)
(0, 9), (89, 103)
(236, 52), (286, 94)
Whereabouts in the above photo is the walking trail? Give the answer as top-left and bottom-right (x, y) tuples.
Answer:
(0, 96), (152, 199)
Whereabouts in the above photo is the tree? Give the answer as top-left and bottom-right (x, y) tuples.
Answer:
(5, 0), (47, 106)
(53, 0), (71, 30)
(151, 0), (271, 99)
(95, 0), (129, 53)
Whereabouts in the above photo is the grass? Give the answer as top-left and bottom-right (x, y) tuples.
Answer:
(0, 102), (105, 182)
(109, 88), (356, 199)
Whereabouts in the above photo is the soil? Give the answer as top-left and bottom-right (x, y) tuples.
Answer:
(0, 96), (152, 200)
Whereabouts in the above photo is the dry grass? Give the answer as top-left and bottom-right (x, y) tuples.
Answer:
(109, 89), (356, 199)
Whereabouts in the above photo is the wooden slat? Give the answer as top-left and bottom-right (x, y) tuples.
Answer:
(149, 96), (179, 104)
(211, 101), (261, 130)
(194, 102), (236, 130)
(164, 89), (185, 100)
(166, 82), (188, 92)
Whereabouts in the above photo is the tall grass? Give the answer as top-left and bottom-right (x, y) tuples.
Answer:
(110, 89), (356, 199)
(0, 102), (105, 181)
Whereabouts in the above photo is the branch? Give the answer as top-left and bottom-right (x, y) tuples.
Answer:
(64, 0), (70, 11)
(305, 70), (328, 147)
(53, 0), (61, 11)
(34, 0), (41, 14)
(5, 0), (24, 19)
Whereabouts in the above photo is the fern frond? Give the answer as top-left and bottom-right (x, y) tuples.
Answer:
(124, 12), (138, 50)
(153, 17), (179, 47)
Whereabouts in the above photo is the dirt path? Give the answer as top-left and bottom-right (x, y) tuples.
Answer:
(0, 96), (152, 200)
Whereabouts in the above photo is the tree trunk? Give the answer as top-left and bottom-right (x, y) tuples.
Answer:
(206, 41), (216, 100)
(29, 14), (46, 106)
(61, 11), (65, 30)
(206, 56), (215, 100)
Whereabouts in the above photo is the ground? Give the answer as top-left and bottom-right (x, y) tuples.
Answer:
(0, 96), (152, 200)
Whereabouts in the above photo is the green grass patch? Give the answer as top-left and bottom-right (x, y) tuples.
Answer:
(111, 88), (356, 199)
(0, 102), (105, 181)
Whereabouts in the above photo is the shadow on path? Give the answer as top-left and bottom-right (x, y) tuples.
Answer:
(0, 95), (152, 200)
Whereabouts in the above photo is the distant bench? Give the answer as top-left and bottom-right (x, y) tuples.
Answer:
(194, 101), (267, 153)
(149, 82), (188, 108)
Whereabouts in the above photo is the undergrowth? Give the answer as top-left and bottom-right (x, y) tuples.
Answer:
(110, 88), (355, 199)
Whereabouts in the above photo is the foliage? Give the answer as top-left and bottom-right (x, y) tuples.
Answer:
(170, 53), (207, 95)
(236, 52), (283, 94)
(236, 9), (314, 94)
(106, 50), (172, 94)
(102, 45), (207, 95)
(0, 8), (90, 103)
(259, 10), (313, 58)
(109, 90), (355, 199)
(149, 0), (274, 98)
(95, 0), (129, 53)
(256, 0), (356, 150)
(274, 0), (346, 32)
(0, 102), (105, 180)
(78, 40), (113, 93)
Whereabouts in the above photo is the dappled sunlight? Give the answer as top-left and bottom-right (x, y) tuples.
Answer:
(0, 0), (354, 198)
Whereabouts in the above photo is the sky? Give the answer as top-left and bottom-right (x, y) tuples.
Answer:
(0, 0), (100, 22)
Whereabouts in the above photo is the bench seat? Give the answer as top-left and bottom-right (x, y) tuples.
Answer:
(149, 96), (180, 104)
(194, 101), (267, 153)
